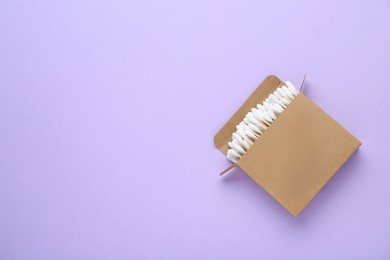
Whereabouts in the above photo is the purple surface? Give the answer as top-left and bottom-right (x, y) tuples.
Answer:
(1, 0), (390, 259)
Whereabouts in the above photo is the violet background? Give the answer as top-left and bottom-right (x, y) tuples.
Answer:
(1, 0), (390, 259)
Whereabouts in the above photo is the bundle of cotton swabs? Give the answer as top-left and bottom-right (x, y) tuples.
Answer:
(227, 81), (299, 163)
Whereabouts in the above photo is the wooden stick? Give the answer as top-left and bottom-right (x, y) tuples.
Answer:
(300, 74), (307, 92)
(219, 163), (237, 176)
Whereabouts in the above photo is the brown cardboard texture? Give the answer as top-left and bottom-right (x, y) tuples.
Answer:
(214, 75), (361, 217)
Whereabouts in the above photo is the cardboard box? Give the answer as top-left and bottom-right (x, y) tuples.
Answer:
(214, 75), (361, 217)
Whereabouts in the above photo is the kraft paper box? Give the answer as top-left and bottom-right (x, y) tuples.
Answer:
(214, 75), (361, 217)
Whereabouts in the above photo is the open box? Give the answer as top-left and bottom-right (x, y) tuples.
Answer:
(214, 75), (361, 217)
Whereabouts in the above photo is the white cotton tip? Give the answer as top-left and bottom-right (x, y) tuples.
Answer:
(248, 123), (262, 134)
(263, 101), (272, 111)
(233, 133), (250, 151)
(282, 86), (294, 100)
(285, 81), (299, 95)
(228, 149), (241, 159)
(233, 133), (250, 150)
(262, 119), (271, 126)
(270, 94), (286, 108)
(247, 113), (262, 129)
(262, 108), (274, 120)
(263, 102), (276, 119)
(251, 108), (258, 114)
(250, 109), (264, 124)
(251, 109), (263, 121)
(245, 129), (258, 141)
(262, 112), (273, 123)
(243, 125), (257, 136)
(236, 122), (248, 131)
(269, 94), (280, 104)
(273, 103), (284, 114)
(241, 123), (250, 132)
(245, 136), (254, 145)
(227, 153), (238, 163)
(251, 110), (269, 126)
(235, 142), (246, 155)
(280, 97), (290, 106)
(236, 129), (245, 140)
(267, 110), (276, 120)
(256, 120), (268, 131)
(265, 98), (274, 105)
(256, 104), (266, 113)
(274, 91), (283, 100)
(236, 129), (253, 145)
(259, 121), (268, 130)
(236, 124), (244, 132)
(277, 88), (291, 101)
(229, 141), (245, 155)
